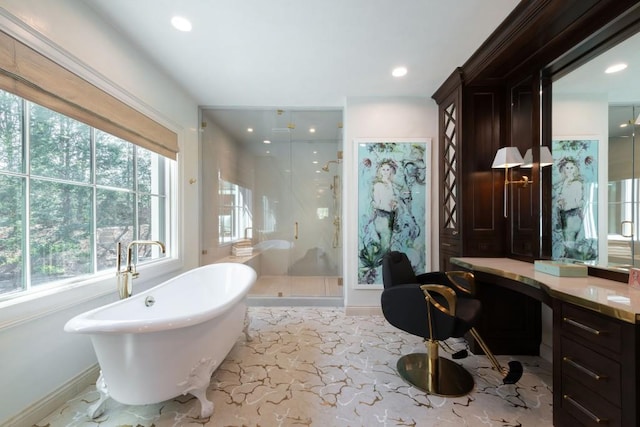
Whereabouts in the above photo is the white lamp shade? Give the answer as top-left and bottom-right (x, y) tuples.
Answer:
(521, 146), (554, 168)
(492, 147), (524, 169)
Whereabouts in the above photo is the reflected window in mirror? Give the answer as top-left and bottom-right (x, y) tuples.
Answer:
(218, 178), (253, 244)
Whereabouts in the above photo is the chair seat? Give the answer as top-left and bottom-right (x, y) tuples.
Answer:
(381, 284), (481, 341)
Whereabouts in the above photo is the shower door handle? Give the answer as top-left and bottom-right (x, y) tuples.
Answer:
(294, 222), (299, 240)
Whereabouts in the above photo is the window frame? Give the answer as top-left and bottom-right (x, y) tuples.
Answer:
(0, 97), (175, 300)
(0, 22), (182, 330)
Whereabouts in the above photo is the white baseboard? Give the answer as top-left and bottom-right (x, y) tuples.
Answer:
(345, 306), (383, 316)
(1, 364), (99, 427)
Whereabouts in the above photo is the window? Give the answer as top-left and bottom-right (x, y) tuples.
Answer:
(218, 179), (252, 243)
(0, 89), (173, 299)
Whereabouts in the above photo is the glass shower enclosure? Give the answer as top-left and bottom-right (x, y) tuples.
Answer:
(200, 108), (343, 301)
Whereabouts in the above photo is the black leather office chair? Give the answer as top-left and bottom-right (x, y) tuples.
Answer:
(381, 251), (522, 396)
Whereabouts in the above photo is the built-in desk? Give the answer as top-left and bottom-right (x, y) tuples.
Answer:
(451, 257), (640, 323)
(451, 257), (639, 427)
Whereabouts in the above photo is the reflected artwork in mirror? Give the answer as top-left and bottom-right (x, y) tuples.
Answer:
(551, 139), (598, 262)
(552, 28), (640, 270)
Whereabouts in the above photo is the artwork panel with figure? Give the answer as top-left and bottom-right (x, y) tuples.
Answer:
(357, 139), (430, 285)
(551, 139), (598, 261)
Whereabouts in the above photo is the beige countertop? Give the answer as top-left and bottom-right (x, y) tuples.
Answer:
(451, 257), (640, 324)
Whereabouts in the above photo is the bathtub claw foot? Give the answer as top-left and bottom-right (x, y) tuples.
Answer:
(243, 311), (252, 341)
(191, 388), (214, 418)
(178, 357), (218, 418)
(88, 371), (109, 419)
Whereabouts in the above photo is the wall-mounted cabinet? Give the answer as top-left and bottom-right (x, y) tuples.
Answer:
(433, 69), (504, 270)
(434, 0), (640, 269)
(434, 70), (462, 271)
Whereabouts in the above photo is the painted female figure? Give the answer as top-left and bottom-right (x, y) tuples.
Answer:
(556, 157), (584, 257)
(371, 159), (399, 253)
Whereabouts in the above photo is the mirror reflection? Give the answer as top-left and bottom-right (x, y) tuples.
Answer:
(553, 30), (640, 269)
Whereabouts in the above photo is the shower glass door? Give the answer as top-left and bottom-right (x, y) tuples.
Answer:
(254, 110), (343, 299)
(288, 111), (342, 297)
(200, 108), (343, 300)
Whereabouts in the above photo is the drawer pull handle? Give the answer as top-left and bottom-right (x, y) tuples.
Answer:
(562, 357), (606, 380)
(442, 242), (452, 247)
(563, 317), (603, 336)
(563, 394), (608, 424)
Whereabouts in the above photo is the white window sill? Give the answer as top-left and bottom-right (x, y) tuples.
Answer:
(0, 258), (183, 331)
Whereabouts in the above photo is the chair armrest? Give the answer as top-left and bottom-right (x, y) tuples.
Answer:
(445, 271), (475, 296)
(416, 271), (475, 297)
(419, 284), (457, 316)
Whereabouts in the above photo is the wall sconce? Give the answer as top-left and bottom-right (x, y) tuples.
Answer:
(521, 146), (554, 168)
(492, 146), (529, 184)
(492, 146), (554, 217)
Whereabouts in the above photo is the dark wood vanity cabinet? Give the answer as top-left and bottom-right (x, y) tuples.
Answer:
(470, 272), (542, 356)
(434, 69), (462, 271)
(553, 300), (639, 427)
(433, 3), (640, 422)
(432, 0), (640, 267)
(433, 70), (504, 271)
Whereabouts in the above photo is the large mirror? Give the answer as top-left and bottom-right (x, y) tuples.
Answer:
(552, 29), (640, 270)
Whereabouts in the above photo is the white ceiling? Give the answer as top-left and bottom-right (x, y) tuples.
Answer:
(85, 0), (520, 109)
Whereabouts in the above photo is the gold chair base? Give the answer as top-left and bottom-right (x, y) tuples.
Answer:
(397, 353), (474, 397)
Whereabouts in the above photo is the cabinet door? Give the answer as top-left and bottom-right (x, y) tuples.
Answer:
(438, 89), (462, 271)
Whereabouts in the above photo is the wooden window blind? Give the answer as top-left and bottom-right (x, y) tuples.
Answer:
(0, 30), (178, 159)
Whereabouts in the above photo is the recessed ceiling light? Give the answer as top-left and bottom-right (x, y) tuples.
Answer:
(309, 127), (316, 133)
(621, 123), (628, 128)
(247, 128), (253, 132)
(171, 16), (192, 32)
(605, 63), (627, 74)
(263, 140), (271, 144)
(392, 66), (408, 77)
(312, 160), (319, 164)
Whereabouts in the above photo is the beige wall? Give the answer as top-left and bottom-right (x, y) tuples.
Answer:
(0, 1), (200, 424)
(342, 96), (438, 312)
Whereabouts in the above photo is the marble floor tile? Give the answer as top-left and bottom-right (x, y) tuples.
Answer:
(249, 276), (343, 298)
(35, 307), (553, 427)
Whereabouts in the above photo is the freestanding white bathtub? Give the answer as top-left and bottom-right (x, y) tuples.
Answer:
(64, 262), (257, 419)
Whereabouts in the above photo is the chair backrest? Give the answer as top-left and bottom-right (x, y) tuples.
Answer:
(381, 251), (462, 340)
(382, 251), (418, 289)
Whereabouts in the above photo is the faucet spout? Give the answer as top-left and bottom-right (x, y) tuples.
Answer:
(116, 240), (166, 299)
(125, 240), (166, 269)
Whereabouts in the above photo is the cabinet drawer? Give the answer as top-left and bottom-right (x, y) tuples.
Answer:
(561, 337), (620, 405)
(561, 304), (621, 355)
(561, 376), (621, 427)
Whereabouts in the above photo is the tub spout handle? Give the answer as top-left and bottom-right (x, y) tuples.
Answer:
(116, 240), (166, 299)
